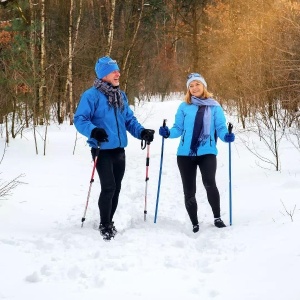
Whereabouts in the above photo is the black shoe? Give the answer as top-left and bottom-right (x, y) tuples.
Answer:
(110, 221), (117, 237)
(214, 218), (226, 228)
(192, 224), (199, 233)
(99, 223), (114, 241)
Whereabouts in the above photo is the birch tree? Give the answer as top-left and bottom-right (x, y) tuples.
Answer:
(106, 0), (116, 56)
(29, 0), (39, 154)
(39, 0), (46, 126)
(64, 0), (83, 125)
(118, 0), (145, 99)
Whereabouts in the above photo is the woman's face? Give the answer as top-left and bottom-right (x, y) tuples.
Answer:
(102, 70), (120, 86)
(188, 80), (204, 98)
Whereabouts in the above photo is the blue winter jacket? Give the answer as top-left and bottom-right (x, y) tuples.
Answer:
(168, 101), (229, 156)
(74, 86), (144, 149)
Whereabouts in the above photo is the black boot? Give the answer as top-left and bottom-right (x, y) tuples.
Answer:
(214, 218), (226, 228)
(110, 221), (117, 237)
(192, 224), (199, 233)
(99, 223), (114, 241)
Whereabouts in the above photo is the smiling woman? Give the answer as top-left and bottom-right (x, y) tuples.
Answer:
(186, 73), (212, 101)
(158, 71), (235, 233)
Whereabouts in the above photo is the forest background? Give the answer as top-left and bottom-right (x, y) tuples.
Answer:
(1, 0), (300, 172)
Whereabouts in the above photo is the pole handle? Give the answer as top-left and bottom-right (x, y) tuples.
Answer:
(228, 122), (233, 134)
(141, 129), (155, 150)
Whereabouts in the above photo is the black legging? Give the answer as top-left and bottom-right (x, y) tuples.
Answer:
(91, 148), (125, 225)
(177, 154), (220, 225)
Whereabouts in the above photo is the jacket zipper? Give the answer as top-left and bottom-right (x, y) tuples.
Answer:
(181, 130), (186, 146)
(114, 107), (121, 147)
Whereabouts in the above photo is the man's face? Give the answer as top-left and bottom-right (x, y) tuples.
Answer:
(102, 70), (120, 86)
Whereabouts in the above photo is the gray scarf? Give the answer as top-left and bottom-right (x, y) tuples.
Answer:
(93, 78), (124, 111)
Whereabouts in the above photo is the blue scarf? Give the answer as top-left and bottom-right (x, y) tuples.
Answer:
(93, 78), (124, 111)
(189, 96), (220, 156)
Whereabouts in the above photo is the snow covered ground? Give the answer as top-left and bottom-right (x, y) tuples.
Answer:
(1, 99), (300, 300)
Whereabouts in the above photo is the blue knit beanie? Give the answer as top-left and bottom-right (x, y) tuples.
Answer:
(95, 56), (120, 79)
(186, 73), (207, 89)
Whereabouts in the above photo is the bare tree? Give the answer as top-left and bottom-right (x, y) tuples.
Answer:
(0, 143), (25, 200)
(121, 0), (144, 93)
(29, 0), (39, 154)
(39, 0), (47, 126)
(0, 174), (25, 200)
(240, 101), (289, 171)
(64, 0), (83, 125)
(280, 200), (296, 222)
(106, 0), (116, 56)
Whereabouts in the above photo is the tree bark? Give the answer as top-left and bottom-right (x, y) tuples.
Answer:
(64, 0), (83, 125)
(39, 0), (46, 125)
(106, 0), (116, 56)
(122, 0), (145, 92)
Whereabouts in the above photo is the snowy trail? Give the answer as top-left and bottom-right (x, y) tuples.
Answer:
(1, 100), (300, 300)
(0, 132), (236, 299)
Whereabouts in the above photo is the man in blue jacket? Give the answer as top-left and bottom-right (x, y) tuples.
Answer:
(74, 56), (154, 241)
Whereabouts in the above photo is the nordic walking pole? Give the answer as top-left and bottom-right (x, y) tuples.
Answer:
(143, 142), (151, 221)
(154, 119), (167, 223)
(228, 122), (233, 226)
(141, 130), (155, 221)
(81, 144), (100, 227)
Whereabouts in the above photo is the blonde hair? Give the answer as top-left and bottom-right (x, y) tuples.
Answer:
(184, 87), (213, 104)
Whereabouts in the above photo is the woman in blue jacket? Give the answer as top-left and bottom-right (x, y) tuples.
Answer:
(159, 73), (235, 233)
(74, 56), (154, 241)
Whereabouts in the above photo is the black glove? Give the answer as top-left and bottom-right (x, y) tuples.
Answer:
(91, 128), (108, 142)
(141, 129), (155, 144)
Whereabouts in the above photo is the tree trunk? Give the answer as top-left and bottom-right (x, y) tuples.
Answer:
(5, 115), (9, 144)
(11, 97), (16, 138)
(39, 0), (46, 125)
(106, 0), (116, 56)
(29, 0), (38, 126)
(65, 0), (83, 125)
(122, 0), (145, 92)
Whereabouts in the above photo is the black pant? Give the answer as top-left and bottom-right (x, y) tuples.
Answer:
(177, 154), (220, 225)
(91, 148), (125, 225)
